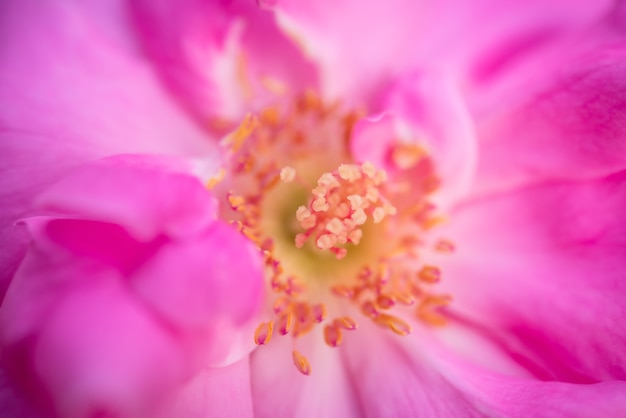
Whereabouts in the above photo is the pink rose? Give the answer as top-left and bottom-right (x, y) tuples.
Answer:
(1, 0), (625, 417)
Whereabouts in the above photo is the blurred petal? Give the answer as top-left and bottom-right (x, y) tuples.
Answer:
(36, 155), (217, 241)
(130, 0), (317, 121)
(0, 0), (215, 288)
(0, 0), (211, 156)
(351, 72), (477, 206)
(383, 72), (477, 205)
(268, 0), (612, 104)
(33, 273), (188, 418)
(130, 221), (264, 333)
(441, 170), (626, 381)
(471, 34), (626, 195)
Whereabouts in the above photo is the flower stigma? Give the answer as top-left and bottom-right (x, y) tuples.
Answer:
(209, 91), (454, 376)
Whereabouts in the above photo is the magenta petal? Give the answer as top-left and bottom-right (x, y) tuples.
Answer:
(36, 155), (217, 241)
(441, 171), (626, 382)
(131, 221), (264, 329)
(33, 274), (188, 418)
(472, 39), (626, 195)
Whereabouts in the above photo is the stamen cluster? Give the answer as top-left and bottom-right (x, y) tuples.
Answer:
(294, 162), (396, 259)
(209, 92), (454, 376)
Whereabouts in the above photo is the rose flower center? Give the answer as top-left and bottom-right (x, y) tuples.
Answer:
(209, 92), (453, 375)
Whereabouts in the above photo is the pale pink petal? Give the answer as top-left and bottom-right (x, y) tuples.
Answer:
(159, 359), (254, 418)
(36, 155), (217, 241)
(439, 171), (626, 382)
(250, 327), (361, 418)
(33, 273), (189, 418)
(130, 0), (318, 122)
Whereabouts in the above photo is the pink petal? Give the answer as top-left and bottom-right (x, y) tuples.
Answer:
(268, 0), (431, 104)
(0, 0), (211, 156)
(341, 322), (626, 417)
(130, 221), (264, 362)
(130, 0), (318, 122)
(470, 33), (626, 195)
(440, 171), (626, 382)
(158, 359), (254, 418)
(36, 155), (217, 241)
(268, 0), (612, 104)
(427, 335), (626, 418)
(355, 72), (477, 206)
(0, 0), (215, 288)
(33, 273), (189, 418)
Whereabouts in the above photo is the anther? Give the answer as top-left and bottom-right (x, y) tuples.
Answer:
(292, 350), (311, 375)
(324, 325), (343, 347)
(312, 304), (327, 323)
(375, 314), (412, 336)
(277, 313), (294, 335)
(254, 322), (274, 345)
(376, 294), (396, 309)
(334, 316), (358, 330)
(435, 239), (456, 253)
(331, 285), (354, 299)
(418, 265), (441, 283)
